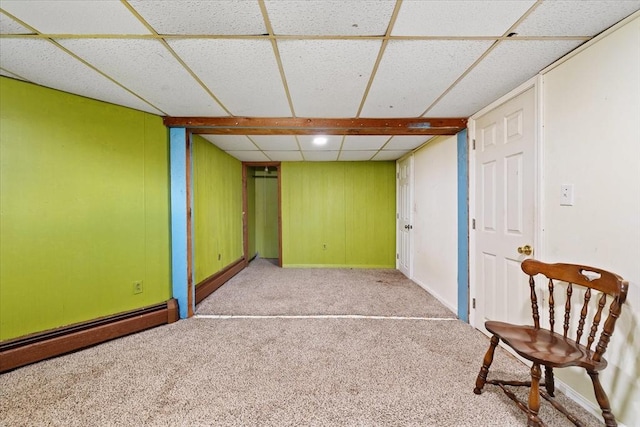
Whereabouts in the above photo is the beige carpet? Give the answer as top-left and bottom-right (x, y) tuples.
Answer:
(196, 258), (456, 318)
(0, 261), (605, 427)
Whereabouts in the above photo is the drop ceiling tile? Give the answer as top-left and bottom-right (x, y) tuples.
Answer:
(373, 150), (410, 161)
(303, 151), (340, 161)
(264, 151), (304, 161)
(427, 39), (583, 117)
(342, 136), (390, 150)
(265, 0), (395, 36)
(384, 136), (434, 150)
(168, 39), (290, 116)
(0, 69), (27, 80)
(393, 0), (536, 36)
(339, 151), (377, 161)
(361, 40), (493, 117)
(0, 38), (162, 114)
(57, 38), (227, 116)
(129, 0), (265, 35)
(514, 1), (640, 36)
(201, 135), (258, 151)
(0, 12), (33, 34)
(297, 135), (343, 151)
(251, 135), (299, 151)
(278, 39), (382, 117)
(227, 151), (270, 162)
(0, 1), (150, 34)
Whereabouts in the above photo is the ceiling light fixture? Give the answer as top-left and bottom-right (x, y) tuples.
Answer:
(313, 136), (328, 146)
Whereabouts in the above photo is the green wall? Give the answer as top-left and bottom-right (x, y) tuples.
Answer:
(254, 170), (279, 259)
(281, 162), (396, 267)
(192, 135), (243, 283)
(0, 77), (171, 341)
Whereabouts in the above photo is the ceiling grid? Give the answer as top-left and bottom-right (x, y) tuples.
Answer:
(1, 0), (638, 162)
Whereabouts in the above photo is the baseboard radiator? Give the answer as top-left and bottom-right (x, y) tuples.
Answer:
(195, 257), (246, 304)
(0, 299), (179, 373)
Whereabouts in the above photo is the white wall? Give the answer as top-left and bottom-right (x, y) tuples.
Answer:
(411, 135), (458, 314)
(542, 15), (640, 426)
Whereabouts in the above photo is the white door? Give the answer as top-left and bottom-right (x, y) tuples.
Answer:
(472, 87), (537, 332)
(397, 156), (413, 278)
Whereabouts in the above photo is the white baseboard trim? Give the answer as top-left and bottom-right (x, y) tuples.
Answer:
(410, 277), (458, 316)
(554, 379), (628, 427)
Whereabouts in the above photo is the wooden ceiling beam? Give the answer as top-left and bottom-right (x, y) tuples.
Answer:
(162, 116), (467, 135)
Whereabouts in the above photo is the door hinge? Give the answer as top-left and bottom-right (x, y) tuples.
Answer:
(396, 172), (399, 178)
(472, 139), (476, 150)
(396, 253), (399, 260)
(396, 213), (399, 219)
(472, 298), (476, 309)
(472, 218), (476, 230)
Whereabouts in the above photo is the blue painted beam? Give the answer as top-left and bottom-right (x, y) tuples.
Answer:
(170, 128), (189, 319)
(457, 129), (469, 323)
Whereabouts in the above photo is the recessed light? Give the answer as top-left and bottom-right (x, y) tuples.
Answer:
(313, 136), (328, 146)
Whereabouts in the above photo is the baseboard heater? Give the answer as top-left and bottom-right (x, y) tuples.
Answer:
(0, 299), (179, 373)
(195, 257), (246, 304)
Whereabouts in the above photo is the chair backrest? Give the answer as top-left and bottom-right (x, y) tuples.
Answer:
(521, 259), (628, 363)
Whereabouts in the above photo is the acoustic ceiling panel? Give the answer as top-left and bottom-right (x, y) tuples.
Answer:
(227, 151), (270, 162)
(392, 0), (536, 36)
(361, 40), (492, 117)
(265, 0), (396, 36)
(168, 38), (290, 116)
(384, 136), (434, 150)
(342, 136), (390, 150)
(426, 39), (583, 117)
(0, 0), (150, 35)
(298, 135), (343, 151)
(0, 38), (162, 115)
(278, 39), (382, 117)
(264, 151), (303, 161)
(514, 0), (640, 36)
(373, 150), (410, 161)
(0, 68), (27, 80)
(129, 0), (266, 35)
(201, 135), (258, 151)
(57, 38), (228, 116)
(0, 12), (33, 34)
(251, 135), (299, 151)
(303, 151), (340, 161)
(339, 151), (377, 161)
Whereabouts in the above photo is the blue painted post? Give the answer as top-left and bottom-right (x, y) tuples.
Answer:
(457, 129), (469, 323)
(170, 128), (189, 319)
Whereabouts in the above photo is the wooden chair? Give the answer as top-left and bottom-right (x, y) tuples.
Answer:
(473, 259), (629, 427)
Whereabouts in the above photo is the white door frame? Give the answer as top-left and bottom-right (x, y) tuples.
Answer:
(468, 75), (545, 331)
(396, 154), (414, 278)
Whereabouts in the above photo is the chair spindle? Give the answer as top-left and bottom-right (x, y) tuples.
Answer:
(587, 293), (607, 353)
(576, 288), (591, 345)
(563, 283), (573, 338)
(529, 275), (540, 328)
(548, 279), (555, 333)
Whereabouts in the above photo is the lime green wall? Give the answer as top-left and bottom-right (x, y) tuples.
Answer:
(192, 135), (243, 283)
(247, 169), (257, 260)
(254, 171), (279, 259)
(281, 162), (395, 267)
(0, 77), (171, 341)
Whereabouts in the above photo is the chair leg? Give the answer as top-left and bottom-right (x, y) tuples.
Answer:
(544, 366), (555, 397)
(527, 363), (543, 427)
(474, 335), (499, 394)
(588, 370), (617, 427)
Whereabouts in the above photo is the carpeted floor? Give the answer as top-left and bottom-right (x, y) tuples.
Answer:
(0, 260), (604, 426)
(196, 258), (455, 318)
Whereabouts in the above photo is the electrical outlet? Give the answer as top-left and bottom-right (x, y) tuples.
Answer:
(133, 281), (143, 294)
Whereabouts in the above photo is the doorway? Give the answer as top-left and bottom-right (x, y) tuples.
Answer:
(470, 86), (538, 333)
(243, 162), (282, 267)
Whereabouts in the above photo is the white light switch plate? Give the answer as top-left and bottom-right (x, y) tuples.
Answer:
(560, 184), (574, 206)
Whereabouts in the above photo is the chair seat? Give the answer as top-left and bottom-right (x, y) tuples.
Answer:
(485, 321), (607, 370)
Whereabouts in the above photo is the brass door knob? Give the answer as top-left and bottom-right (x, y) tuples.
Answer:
(517, 245), (533, 256)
